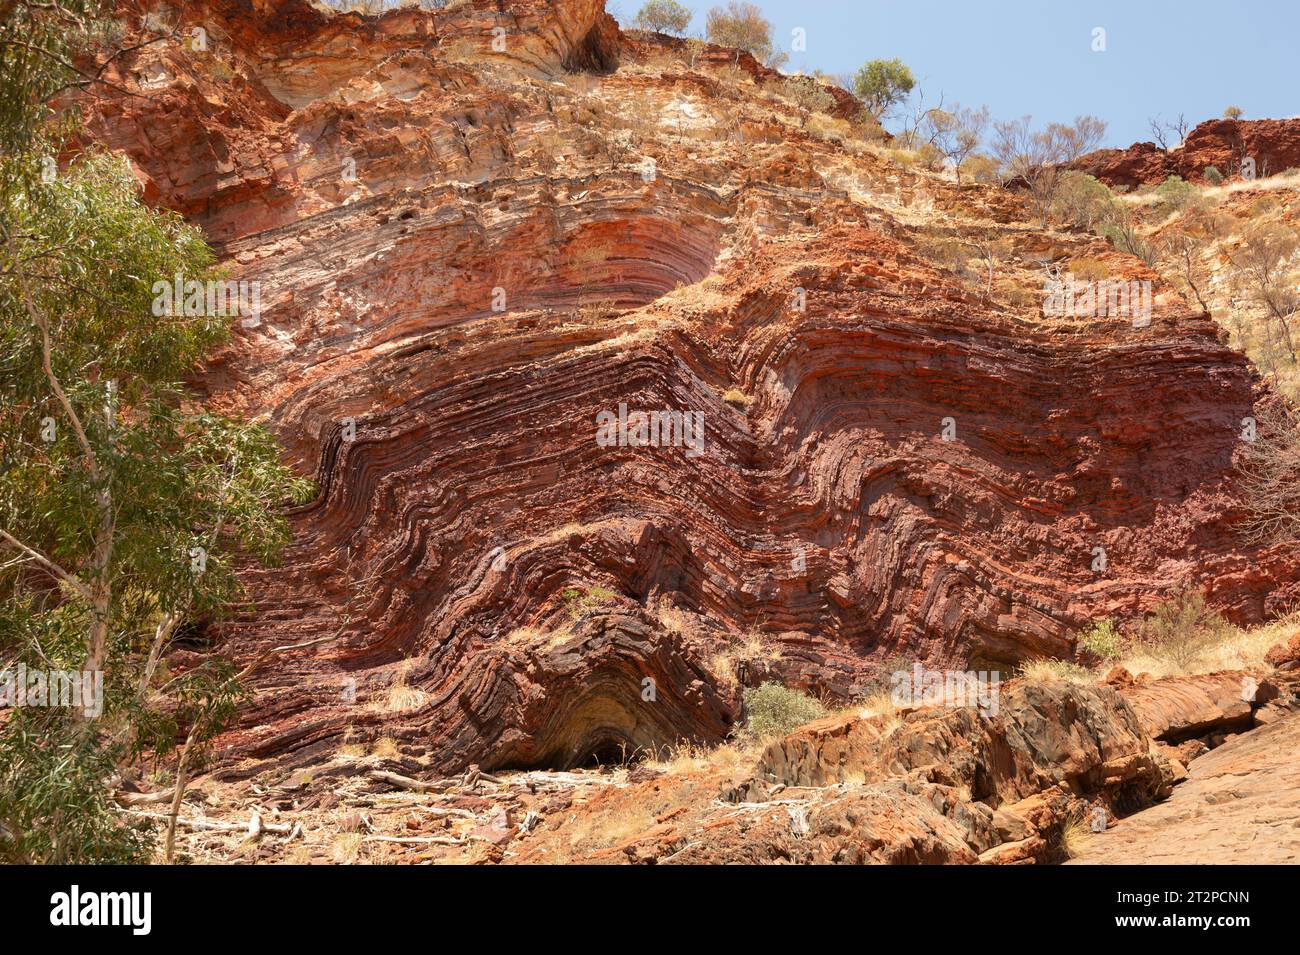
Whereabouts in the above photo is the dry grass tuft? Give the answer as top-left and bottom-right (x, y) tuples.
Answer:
(371, 661), (428, 714)
(656, 605), (685, 635)
(854, 690), (900, 731)
(707, 625), (783, 688)
(331, 832), (364, 864)
(1017, 658), (1097, 685)
(644, 738), (755, 775)
(1059, 812), (1092, 860)
(1113, 610), (1299, 679)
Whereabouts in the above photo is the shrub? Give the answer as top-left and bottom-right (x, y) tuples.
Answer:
(742, 682), (826, 740)
(914, 141), (945, 172)
(633, 0), (692, 35)
(960, 153), (1000, 184)
(1078, 619), (1124, 661)
(781, 77), (835, 127)
(915, 235), (971, 276)
(1203, 165), (1224, 185)
(561, 586), (616, 619)
(1069, 256), (1110, 282)
(1100, 219), (1157, 266)
(1155, 175), (1198, 213)
(1052, 171), (1118, 230)
(1136, 592), (1232, 670)
(1223, 106), (1243, 120)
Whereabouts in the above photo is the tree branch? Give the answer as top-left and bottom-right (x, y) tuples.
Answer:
(3, 228), (99, 481)
(0, 527), (90, 599)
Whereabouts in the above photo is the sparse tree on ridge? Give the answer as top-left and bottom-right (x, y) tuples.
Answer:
(634, 0), (693, 35)
(853, 58), (915, 121)
(706, 1), (780, 68)
(922, 103), (990, 183)
(990, 114), (1106, 227)
(1148, 113), (1190, 152)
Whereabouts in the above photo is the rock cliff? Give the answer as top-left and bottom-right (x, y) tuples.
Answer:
(75, 0), (1300, 772)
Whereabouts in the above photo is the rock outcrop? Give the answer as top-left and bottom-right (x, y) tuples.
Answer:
(1115, 670), (1273, 742)
(754, 682), (1163, 804)
(513, 675), (1274, 865)
(1067, 117), (1300, 187)
(149, 668), (1297, 864)
(1265, 631), (1300, 671)
(1067, 710), (1300, 864)
(72, 0), (1300, 773)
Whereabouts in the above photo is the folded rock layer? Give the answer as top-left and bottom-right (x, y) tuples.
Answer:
(76, 0), (1300, 771)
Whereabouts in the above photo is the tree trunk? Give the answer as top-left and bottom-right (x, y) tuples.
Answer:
(163, 724), (200, 864)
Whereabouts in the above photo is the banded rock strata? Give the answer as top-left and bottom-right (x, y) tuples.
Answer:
(76, 0), (1300, 772)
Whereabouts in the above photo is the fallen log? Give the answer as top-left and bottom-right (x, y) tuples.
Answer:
(363, 835), (464, 846)
(368, 770), (451, 793)
(125, 810), (293, 835)
(115, 788), (177, 807)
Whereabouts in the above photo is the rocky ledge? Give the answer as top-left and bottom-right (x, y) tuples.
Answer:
(1067, 117), (1300, 187)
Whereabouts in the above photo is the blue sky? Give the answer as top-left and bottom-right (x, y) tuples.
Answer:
(606, 0), (1298, 147)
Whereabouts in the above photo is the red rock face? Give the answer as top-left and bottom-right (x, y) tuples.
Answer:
(1068, 117), (1300, 187)
(77, 1), (1300, 772)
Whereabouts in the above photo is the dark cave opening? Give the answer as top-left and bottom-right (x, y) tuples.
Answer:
(578, 735), (638, 769)
(491, 685), (709, 772)
(563, 24), (620, 75)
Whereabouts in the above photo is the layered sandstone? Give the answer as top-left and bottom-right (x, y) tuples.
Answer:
(73, 0), (1300, 773)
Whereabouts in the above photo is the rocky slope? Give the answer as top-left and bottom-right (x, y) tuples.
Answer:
(1067, 705), (1300, 864)
(145, 661), (1298, 865)
(1068, 117), (1300, 188)
(74, 0), (1300, 775)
